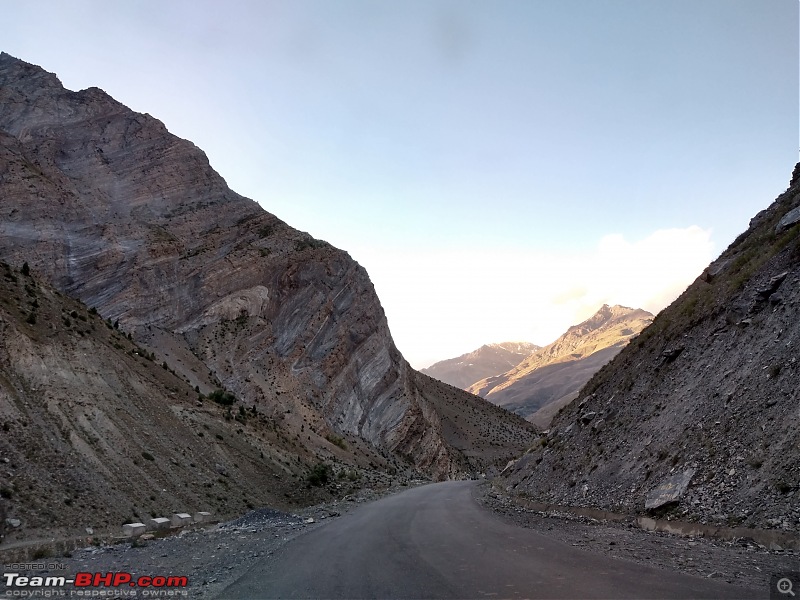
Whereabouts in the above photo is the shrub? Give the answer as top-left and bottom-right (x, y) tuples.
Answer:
(25, 312), (36, 325)
(307, 463), (331, 486)
(21, 262), (30, 277)
(32, 547), (52, 560)
(208, 389), (236, 406)
(325, 433), (347, 450)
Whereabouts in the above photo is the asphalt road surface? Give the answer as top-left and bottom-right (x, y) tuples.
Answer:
(219, 481), (760, 599)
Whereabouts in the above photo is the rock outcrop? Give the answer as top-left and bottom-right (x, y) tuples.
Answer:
(0, 53), (536, 485)
(421, 342), (540, 389)
(502, 164), (800, 533)
(468, 305), (653, 425)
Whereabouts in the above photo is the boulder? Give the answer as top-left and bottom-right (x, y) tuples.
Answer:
(645, 469), (696, 510)
(775, 206), (800, 233)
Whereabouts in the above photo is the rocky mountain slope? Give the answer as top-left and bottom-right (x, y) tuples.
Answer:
(501, 164), (800, 534)
(468, 305), (652, 425)
(0, 52), (535, 498)
(0, 263), (396, 543)
(421, 342), (540, 389)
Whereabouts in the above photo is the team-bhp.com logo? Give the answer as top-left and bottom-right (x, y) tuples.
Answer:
(3, 572), (188, 597)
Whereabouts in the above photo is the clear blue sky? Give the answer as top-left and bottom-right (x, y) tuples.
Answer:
(4, 1), (798, 367)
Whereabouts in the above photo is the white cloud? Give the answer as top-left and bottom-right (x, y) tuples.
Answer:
(353, 226), (715, 369)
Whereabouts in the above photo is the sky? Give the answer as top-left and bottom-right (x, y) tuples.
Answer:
(3, 1), (798, 368)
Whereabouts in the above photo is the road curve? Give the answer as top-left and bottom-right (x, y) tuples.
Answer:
(218, 480), (759, 599)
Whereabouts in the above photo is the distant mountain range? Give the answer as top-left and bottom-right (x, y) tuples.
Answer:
(424, 305), (653, 427)
(469, 305), (653, 425)
(421, 342), (540, 389)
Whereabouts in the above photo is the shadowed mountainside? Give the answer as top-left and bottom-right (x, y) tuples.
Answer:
(502, 163), (800, 533)
(0, 264), (411, 543)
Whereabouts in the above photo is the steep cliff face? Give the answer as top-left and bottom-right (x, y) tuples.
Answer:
(0, 264), (399, 543)
(421, 342), (540, 389)
(0, 53), (535, 481)
(502, 165), (800, 532)
(468, 305), (652, 423)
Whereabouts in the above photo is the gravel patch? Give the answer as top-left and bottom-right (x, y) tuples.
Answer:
(477, 482), (798, 590)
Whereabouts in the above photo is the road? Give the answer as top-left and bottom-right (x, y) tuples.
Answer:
(218, 480), (759, 599)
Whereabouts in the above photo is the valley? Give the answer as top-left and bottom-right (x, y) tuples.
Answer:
(0, 50), (797, 600)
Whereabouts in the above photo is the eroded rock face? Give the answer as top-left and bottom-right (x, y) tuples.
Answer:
(0, 53), (535, 479)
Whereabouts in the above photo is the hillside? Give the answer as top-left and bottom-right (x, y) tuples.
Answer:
(0, 264), (416, 543)
(0, 52), (536, 498)
(501, 163), (800, 533)
(421, 342), (539, 389)
(469, 305), (653, 424)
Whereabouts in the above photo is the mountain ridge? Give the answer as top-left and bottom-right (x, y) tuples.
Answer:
(421, 341), (540, 389)
(468, 304), (653, 422)
(0, 52), (536, 493)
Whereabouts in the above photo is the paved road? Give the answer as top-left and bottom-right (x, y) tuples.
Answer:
(219, 481), (759, 599)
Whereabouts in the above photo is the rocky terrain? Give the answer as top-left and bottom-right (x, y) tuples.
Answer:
(0, 53), (537, 542)
(468, 305), (653, 426)
(421, 342), (539, 389)
(7, 482), (793, 598)
(1, 482), (421, 599)
(501, 163), (800, 535)
(0, 263), (415, 545)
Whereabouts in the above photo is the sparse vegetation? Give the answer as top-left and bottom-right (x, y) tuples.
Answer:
(294, 237), (326, 252)
(207, 388), (236, 406)
(31, 547), (52, 560)
(326, 433), (347, 450)
(307, 462), (331, 486)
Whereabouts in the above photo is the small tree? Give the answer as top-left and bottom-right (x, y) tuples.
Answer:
(21, 262), (30, 277)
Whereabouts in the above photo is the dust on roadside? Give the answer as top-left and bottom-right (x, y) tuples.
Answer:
(477, 481), (798, 590)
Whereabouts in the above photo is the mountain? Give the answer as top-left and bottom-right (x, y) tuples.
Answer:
(468, 305), (653, 424)
(421, 342), (540, 389)
(0, 263), (403, 541)
(0, 52), (535, 496)
(501, 163), (800, 532)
